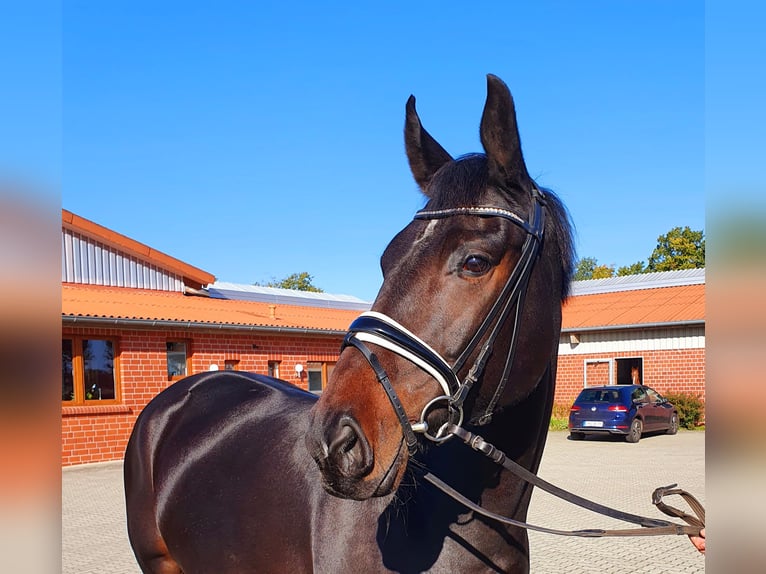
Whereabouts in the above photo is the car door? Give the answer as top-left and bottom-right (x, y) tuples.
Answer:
(645, 387), (672, 430)
(645, 387), (665, 430)
(630, 387), (652, 429)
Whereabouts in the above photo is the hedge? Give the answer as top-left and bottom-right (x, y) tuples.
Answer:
(663, 391), (705, 429)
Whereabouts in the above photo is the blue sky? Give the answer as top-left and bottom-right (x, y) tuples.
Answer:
(5, 1), (737, 301)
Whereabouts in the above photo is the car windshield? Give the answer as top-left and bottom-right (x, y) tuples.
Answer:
(577, 389), (621, 402)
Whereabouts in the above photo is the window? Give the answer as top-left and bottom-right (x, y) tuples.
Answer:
(583, 359), (612, 387)
(268, 361), (280, 379)
(224, 359), (239, 371)
(307, 362), (335, 394)
(62, 337), (119, 403)
(62, 339), (74, 401)
(167, 341), (190, 380)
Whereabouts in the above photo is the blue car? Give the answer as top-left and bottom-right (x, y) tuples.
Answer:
(568, 385), (679, 443)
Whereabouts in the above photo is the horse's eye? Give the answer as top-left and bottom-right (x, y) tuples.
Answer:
(462, 255), (491, 276)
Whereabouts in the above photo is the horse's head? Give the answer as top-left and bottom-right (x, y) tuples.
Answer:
(307, 75), (574, 500)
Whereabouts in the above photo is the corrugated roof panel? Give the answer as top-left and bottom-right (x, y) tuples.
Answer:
(208, 281), (373, 311)
(62, 229), (185, 292)
(571, 268), (705, 296)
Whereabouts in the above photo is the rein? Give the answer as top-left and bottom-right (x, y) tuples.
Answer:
(423, 424), (705, 538)
(340, 184), (705, 539)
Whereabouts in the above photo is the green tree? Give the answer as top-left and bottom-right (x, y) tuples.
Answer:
(573, 257), (597, 281)
(592, 264), (615, 279)
(616, 261), (646, 276)
(647, 226), (705, 272)
(256, 272), (324, 292)
(573, 257), (614, 280)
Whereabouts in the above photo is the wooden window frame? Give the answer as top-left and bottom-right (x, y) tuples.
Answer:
(62, 336), (122, 405)
(307, 361), (336, 394)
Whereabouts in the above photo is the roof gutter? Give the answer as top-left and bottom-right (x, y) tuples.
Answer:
(62, 315), (349, 336)
(562, 319), (705, 334)
(63, 316), (704, 337)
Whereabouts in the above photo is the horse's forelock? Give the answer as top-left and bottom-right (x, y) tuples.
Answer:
(427, 154), (488, 209)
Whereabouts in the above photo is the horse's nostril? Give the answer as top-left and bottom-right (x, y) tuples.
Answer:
(341, 431), (357, 454)
(325, 415), (372, 479)
(328, 423), (356, 454)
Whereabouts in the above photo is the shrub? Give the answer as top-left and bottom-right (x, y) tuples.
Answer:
(663, 391), (705, 430)
(549, 403), (571, 431)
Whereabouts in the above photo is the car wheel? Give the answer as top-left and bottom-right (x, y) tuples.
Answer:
(667, 413), (679, 435)
(626, 419), (642, 443)
(570, 432), (585, 441)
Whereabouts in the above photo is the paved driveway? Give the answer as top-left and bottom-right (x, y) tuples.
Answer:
(528, 430), (705, 573)
(62, 430), (704, 573)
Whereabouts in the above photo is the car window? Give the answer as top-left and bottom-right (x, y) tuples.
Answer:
(631, 388), (648, 403)
(577, 389), (600, 402)
(646, 388), (662, 403)
(577, 389), (622, 402)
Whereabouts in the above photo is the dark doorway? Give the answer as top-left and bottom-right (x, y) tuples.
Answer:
(616, 357), (643, 385)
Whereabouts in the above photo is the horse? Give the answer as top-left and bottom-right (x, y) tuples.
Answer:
(124, 74), (575, 573)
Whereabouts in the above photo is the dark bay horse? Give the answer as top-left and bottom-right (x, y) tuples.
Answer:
(124, 75), (575, 573)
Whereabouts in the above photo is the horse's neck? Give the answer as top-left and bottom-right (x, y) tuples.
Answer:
(470, 364), (555, 510)
(339, 369), (555, 572)
(416, 373), (553, 517)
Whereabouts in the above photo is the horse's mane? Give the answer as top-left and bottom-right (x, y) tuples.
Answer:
(427, 154), (576, 300)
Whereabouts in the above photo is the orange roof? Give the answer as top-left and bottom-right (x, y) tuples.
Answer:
(562, 284), (705, 330)
(62, 210), (215, 288)
(62, 284), (359, 333)
(62, 282), (704, 335)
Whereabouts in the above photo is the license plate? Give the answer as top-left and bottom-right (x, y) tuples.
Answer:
(583, 421), (603, 428)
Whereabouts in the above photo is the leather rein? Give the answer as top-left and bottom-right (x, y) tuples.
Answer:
(341, 185), (705, 539)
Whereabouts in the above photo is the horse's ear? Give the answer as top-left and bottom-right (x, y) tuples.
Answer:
(405, 95), (453, 195)
(479, 74), (531, 191)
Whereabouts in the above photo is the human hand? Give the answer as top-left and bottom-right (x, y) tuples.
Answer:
(689, 528), (705, 554)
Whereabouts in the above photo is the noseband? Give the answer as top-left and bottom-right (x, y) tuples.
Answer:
(341, 185), (546, 454)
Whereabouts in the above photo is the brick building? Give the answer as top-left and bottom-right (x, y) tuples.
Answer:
(556, 270), (705, 407)
(61, 210), (704, 466)
(61, 210), (368, 466)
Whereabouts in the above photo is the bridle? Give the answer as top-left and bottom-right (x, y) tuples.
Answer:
(339, 184), (705, 539)
(342, 184), (547, 453)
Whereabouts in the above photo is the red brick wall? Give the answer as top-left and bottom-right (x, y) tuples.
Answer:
(62, 325), (706, 466)
(585, 361), (610, 387)
(554, 348), (705, 408)
(62, 326), (343, 466)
